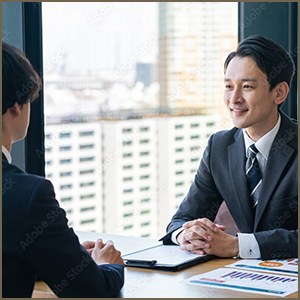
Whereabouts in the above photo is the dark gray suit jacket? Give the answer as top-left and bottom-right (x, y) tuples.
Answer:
(161, 111), (298, 260)
(2, 155), (124, 298)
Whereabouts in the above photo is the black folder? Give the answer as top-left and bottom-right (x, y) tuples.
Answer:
(123, 244), (215, 272)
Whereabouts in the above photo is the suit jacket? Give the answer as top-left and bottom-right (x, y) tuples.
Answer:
(2, 155), (124, 298)
(161, 111), (298, 260)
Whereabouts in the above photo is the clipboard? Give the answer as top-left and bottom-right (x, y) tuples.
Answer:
(123, 244), (215, 272)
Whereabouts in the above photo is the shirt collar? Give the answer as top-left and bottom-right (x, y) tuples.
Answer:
(243, 113), (281, 160)
(2, 145), (12, 164)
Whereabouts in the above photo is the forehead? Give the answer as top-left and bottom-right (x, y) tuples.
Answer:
(225, 56), (268, 82)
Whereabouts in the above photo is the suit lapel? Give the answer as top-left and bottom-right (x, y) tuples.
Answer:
(228, 129), (254, 232)
(254, 113), (297, 230)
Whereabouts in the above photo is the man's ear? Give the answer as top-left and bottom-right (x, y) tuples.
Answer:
(6, 103), (22, 118)
(274, 82), (289, 106)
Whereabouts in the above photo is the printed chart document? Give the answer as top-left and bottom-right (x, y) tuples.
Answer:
(226, 258), (298, 276)
(184, 268), (298, 297)
(123, 244), (214, 271)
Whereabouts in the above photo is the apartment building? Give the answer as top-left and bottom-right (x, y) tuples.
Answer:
(44, 114), (220, 238)
(102, 118), (158, 238)
(157, 114), (220, 236)
(45, 122), (103, 232)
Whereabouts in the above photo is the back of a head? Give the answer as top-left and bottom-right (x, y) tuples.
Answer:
(2, 42), (41, 115)
(224, 35), (295, 90)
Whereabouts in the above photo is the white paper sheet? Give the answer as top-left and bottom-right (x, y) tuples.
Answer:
(184, 268), (298, 297)
(226, 258), (298, 276)
(123, 244), (206, 266)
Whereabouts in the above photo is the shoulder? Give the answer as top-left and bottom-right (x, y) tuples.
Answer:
(209, 127), (241, 148)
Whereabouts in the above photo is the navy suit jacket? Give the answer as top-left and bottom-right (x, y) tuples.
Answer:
(161, 111), (298, 260)
(2, 155), (124, 298)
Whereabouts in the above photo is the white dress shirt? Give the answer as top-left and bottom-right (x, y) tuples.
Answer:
(171, 114), (281, 259)
(2, 145), (12, 164)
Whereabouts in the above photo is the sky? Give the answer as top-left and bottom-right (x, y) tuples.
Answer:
(42, 2), (159, 75)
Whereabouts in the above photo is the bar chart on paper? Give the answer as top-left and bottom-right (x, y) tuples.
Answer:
(184, 268), (298, 297)
(226, 258), (298, 276)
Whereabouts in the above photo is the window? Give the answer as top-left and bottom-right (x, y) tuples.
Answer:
(124, 225), (133, 230)
(191, 158), (199, 162)
(140, 139), (149, 144)
(207, 122), (215, 127)
(123, 141), (132, 146)
(42, 2), (238, 237)
(45, 147), (52, 152)
(191, 135), (200, 139)
(175, 124), (183, 129)
(59, 146), (71, 151)
(124, 212), (133, 218)
(140, 187), (150, 191)
(61, 196), (72, 202)
(176, 193), (184, 198)
(80, 157), (94, 162)
(79, 131), (94, 137)
(80, 169), (94, 175)
(123, 165), (133, 170)
(60, 184), (72, 190)
(66, 209), (73, 214)
(80, 194), (95, 200)
(124, 200), (133, 206)
(140, 151), (149, 156)
(141, 198), (150, 203)
(140, 163), (150, 168)
(175, 159), (184, 164)
(80, 219), (95, 224)
(60, 132), (71, 138)
(190, 146), (200, 151)
(46, 160), (52, 165)
(60, 171), (72, 177)
(141, 222), (150, 226)
(141, 234), (150, 237)
(191, 169), (197, 173)
(122, 128), (132, 133)
(80, 182), (95, 187)
(80, 206), (95, 212)
(176, 182), (184, 186)
(60, 159), (71, 164)
(80, 144), (94, 149)
(141, 210), (150, 215)
(123, 177), (133, 181)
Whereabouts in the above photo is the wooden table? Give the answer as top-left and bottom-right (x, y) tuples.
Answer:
(33, 231), (298, 298)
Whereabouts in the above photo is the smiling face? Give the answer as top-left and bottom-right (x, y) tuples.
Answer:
(223, 56), (281, 141)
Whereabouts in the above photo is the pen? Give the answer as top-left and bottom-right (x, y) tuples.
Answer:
(124, 260), (157, 267)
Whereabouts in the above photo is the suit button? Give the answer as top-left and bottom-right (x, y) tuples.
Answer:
(270, 253), (276, 259)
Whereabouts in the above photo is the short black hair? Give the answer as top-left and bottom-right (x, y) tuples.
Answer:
(2, 41), (42, 115)
(224, 35), (295, 91)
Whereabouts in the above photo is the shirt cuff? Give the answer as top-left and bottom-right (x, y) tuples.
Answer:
(171, 228), (185, 245)
(237, 233), (261, 259)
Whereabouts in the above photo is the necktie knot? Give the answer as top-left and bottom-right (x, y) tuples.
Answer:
(248, 144), (259, 158)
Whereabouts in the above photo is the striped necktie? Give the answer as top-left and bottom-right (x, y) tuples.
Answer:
(245, 144), (262, 208)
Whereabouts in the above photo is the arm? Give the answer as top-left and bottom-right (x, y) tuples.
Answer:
(20, 179), (124, 298)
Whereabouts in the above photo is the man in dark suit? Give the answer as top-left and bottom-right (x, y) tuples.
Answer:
(2, 42), (124, 297)
(160, 35), (297, 260)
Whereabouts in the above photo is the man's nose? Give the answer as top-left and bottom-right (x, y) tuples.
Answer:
(230, 88), (243, 104)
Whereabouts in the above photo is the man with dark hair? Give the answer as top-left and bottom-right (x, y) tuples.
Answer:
(2, 41), (124, 297)
(161, 35), (298, 260)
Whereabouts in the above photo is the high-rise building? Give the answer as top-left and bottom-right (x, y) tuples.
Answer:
(158, 2), (237, 113)
(102, 118), (158, 238)
(45, 114), (221, 238)
(157, 114), (220, 235)
(45, 122), (103, 232)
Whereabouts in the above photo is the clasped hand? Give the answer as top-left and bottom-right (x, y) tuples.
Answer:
(81, 239), (123, 265)
(177, 218), (238, 258)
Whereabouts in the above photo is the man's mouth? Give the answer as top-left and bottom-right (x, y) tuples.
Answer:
(230, 108), (249, 115)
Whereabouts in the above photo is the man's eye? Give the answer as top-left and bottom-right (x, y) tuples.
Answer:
(244, 85), (253, 89)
